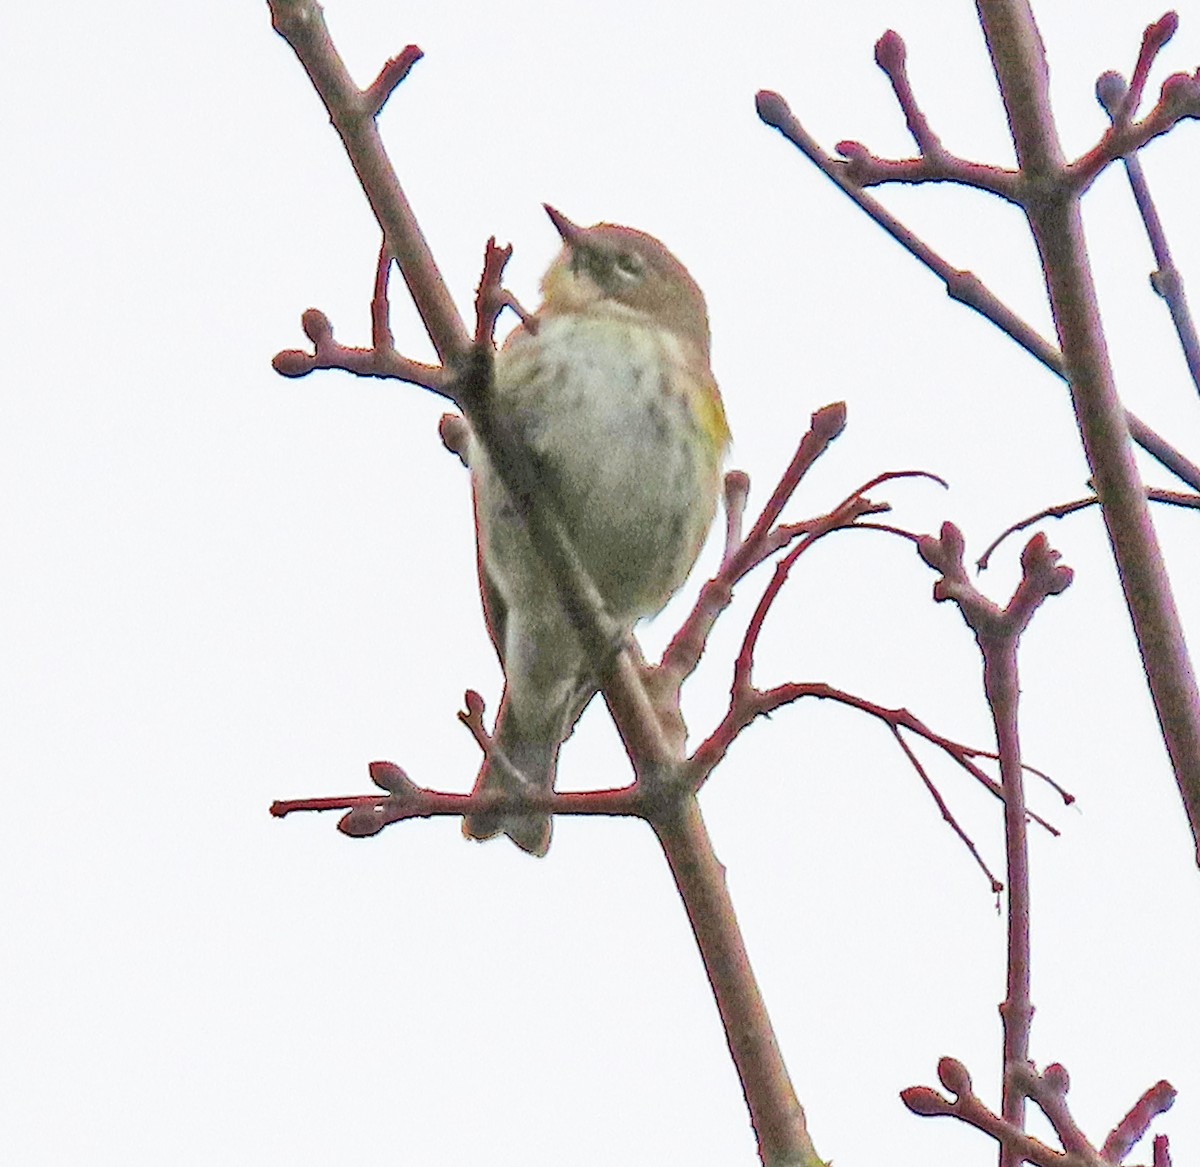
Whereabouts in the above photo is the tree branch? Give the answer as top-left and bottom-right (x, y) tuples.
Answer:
(268, 0), (468, 359)
(903, 1057), (1176, 1166)
(918, 522), (1072, 1155)
(1096, 64), (1200, 396)
(976, 0), (1200, 864)
(755, 90), (1200, 493)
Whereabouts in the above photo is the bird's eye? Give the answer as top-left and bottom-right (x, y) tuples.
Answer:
(612, 252), (645, 281)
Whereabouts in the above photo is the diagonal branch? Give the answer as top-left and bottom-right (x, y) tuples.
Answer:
(978, 487), (1200, 570)
(268, 11), (673, 776)
(754, 90), (1200, 493)
(655, 403), (849, 693)
(269, 0), (468, 359)
(364, 44), (424, 117)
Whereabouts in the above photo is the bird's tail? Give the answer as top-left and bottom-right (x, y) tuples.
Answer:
(462, 737), (558, 857)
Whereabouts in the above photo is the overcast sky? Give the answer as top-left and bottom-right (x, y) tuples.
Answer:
(3, 3), (1199, 1165)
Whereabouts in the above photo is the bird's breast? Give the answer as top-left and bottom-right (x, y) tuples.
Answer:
(478, 312), (720, 619)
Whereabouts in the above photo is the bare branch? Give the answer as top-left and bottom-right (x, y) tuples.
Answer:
(1096, 67), (1200, 396)
(978, 488), (1200, 570)
(976, 0), (1200, 864)
(1070, 66), (1200, 190)
(755, 90), (1200, 492)
(655, 402), (848, 690)
(271, 769), (642, 837)
(1118, 13), (1179, 124)
(690, 679), (1064, 832)
(919, 521), (1073, 1152)
(889, 725), (1003, 891)
(473, 237), (516, 348)
(272, 306), (447, 391)
(874, 30), (944, 155)
(828, 30), (1021, 196)
(370, 237), (394, 350)
(1100, 1079), (1178, 1163)
(268, 0), (468, 359)
(364, 44), (423, 118)
(721, 469), (752, 569)
(650, 799), (825, 1167)
(904, 1057), (1176, 1167)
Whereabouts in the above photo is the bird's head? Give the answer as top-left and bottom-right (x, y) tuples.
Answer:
(538, 205), (711, 356)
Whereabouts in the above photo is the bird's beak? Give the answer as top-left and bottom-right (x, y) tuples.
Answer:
(543, 204), (583, 248)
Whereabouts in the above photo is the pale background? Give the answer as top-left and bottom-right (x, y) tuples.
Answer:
(2, 2), (1198, 1164)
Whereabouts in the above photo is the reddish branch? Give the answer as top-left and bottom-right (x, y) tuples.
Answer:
(271, 756), (642, 837)
(763, 5), (1200, 862)
(835, 31), (1019, 198)
(267, 3), (466, 358)
(754, 91), (1200, 494)
(266, 6), (1182, 1164)
(978, 488), (1200, 570)
(918, 522), (1072, 1158)
(902, 1057), (1175, 1167)
(272, 304), (447, 390)
(1095, 66), (1200, 395)
(651, 800), (817, 1167)
(267, 10), (842, 1161)
(978, 2), (1200, 865)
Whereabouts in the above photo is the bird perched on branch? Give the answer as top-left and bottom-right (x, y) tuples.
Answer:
(462, 206), (729, 855)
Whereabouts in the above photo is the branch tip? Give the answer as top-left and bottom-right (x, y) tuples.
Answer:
(301, 307), (332, 343)
(1095, 70), (1127, 117)
(365, 44), (424, 117)
(813, 400), (848, 436)
(272, 349), (314, 378)
(874, 29), (906, 71)
(900, 1085), (946, 1117)
(754, 89), (790, 128)
(937, 1057), (973, 1097)
(369, 760), (416, 796)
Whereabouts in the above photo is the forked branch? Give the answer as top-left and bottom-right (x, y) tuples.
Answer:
(903, 1057), (1175, 1167)
(761, 4), (1200, 862)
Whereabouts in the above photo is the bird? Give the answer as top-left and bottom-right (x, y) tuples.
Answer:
(461, 205), (729, 856)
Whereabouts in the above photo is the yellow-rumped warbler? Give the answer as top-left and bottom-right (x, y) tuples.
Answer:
(462, 206), (729, 855)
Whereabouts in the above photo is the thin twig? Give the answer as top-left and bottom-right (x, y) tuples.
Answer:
(875, 30), (944, 155)
(272, 306), (447, 391)
(722, 467), (943, 695)
(269, 1), (468, 359)
(1117, 13), (1179, 125)
(978, 487), (1200, 570)
(754, 90), (1200, 492)
(722, 470), (752, 569)
(1100, 1079), (1178, 1162)
(370, 237), (394, 350)
(1096, 66), (1200, 395)
(656, 403), (848, 691)
(889, 725), (1002, 890)
(1068, 69), (1200, 190)
(364, 44), (424, 118)
(690, 679), (1064, 831)
(904, 1056), (1175, 1167)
